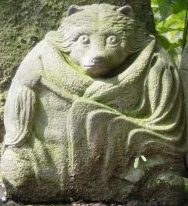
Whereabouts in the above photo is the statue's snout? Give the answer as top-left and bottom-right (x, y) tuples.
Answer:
(92, 56), (104, 65)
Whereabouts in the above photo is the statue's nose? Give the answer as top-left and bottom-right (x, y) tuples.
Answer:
(92, 57), (104, 64)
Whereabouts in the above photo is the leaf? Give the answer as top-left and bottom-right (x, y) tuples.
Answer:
(157, 34), (170, 50)
(156, 0), (186, 20)
(69, 197), (75, 202)
(151, 0), (186, 66)
(141, 155), (147, 162)
(134, 157), (140, 169)
(157, 0), (173, 20)
(172, 0), (187, 14)
(164, 11), (185, 28)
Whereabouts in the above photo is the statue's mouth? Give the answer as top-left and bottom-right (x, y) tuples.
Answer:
(83, 64), (110, 77)
(84, 64), (104, 69)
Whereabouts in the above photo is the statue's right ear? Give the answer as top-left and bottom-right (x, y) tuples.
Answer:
(67, 5), (83, 16)
(117, 5), (134, 18)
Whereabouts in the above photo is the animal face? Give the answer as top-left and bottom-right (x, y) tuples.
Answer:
(57, 4), (146, 78)
(68, 28), (129, 77)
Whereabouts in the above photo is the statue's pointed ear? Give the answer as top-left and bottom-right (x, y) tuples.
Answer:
(67, 5), (83, 16)
(117, 5), (134, 17)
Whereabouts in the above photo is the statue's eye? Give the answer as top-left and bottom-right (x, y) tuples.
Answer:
(106, 35), (119, 45)
(78, 35), (90, 44)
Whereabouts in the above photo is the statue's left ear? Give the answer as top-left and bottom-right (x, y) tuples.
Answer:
(117, 5), (134, 17)
(67, 5), (83, 16)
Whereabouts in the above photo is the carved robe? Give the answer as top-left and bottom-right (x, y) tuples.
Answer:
(66, 38), (187, 180)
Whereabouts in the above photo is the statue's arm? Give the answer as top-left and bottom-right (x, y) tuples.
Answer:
(4, 45), (43, 147)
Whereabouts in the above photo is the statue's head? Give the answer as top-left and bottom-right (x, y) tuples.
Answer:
(56, 4), (150, 77)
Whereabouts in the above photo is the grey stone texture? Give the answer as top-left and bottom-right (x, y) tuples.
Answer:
(1, 3), (187, 206)
(0, 0), (155, 141)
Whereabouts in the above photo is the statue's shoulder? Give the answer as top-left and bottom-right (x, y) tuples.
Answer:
(23, 37), (56, 61)
(16, 34), (61, 74)
(12, 39), (55, 86)
(151, 43), (177, 71)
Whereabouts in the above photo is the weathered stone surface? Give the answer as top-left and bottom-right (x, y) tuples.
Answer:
(1, 3), (187, 206)
(0, 0), (155, 142)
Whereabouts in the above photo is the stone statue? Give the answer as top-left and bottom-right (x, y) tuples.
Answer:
(2, 4), (188, 206)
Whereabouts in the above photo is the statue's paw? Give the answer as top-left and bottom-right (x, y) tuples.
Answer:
(1, 147), (68, 203)
(1, 148), (35, 202)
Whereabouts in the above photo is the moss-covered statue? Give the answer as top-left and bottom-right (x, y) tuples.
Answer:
(2, 4), (188, 206)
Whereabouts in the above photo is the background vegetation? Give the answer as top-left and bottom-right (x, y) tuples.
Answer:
(151, 0), (188, 66)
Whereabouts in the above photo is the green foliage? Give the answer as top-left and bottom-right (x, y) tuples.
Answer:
(151, 0), (187, 66)
(134, 155), (147, 169)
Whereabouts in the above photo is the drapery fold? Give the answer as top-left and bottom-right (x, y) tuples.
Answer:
(67, 39), (187, 178)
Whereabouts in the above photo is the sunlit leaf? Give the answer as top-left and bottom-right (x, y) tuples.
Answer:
(157, 0), (173, 20)
(157, 34), (170, 50)
(151, 0), (187, 66)
(134, 157), (140, 169)
(141, 155), (147, 162)
(172, 0), (187, 14)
